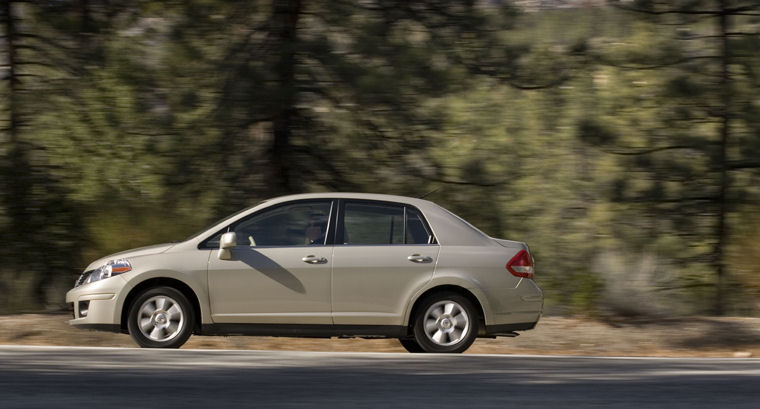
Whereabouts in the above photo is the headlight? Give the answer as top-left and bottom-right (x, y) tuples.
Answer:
(79, 259), (132, 286)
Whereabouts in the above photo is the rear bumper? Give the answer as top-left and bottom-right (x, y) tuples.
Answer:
(483, 277), (543, 331)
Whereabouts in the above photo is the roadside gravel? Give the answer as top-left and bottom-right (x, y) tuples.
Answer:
(1, 313), (758, 357)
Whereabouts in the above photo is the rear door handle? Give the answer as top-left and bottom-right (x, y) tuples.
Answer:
(302, 255), (328, 264)
(408, 254), (433, 264)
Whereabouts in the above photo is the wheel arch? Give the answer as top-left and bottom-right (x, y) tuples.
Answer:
(120, 277), (203, 334)
(404, 284), (487, 337)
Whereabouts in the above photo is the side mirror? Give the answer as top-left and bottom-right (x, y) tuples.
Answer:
(218, 232), (237, 260)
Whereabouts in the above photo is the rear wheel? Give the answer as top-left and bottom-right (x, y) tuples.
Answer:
(411, 293), (478, 353)
(127, 286), (194, 348)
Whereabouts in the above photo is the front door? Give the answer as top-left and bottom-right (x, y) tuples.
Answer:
(207, 200), (334, 324)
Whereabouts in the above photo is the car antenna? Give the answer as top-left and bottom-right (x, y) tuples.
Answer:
(418, 187), (441, 199)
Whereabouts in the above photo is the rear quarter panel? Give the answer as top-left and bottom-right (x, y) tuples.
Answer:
(413, 244), (542, 326)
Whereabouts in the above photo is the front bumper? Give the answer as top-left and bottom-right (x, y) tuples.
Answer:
(65, 276), (126, 329)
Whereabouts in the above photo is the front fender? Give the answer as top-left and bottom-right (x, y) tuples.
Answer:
(115, 250), (212, 324)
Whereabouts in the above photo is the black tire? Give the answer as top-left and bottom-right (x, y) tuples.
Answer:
(398, 338), (425, 353)
(127, 286), (194, 348)
(411, 292), (479, 353)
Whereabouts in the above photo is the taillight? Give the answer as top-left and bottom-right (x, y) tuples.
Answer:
(506, 250), (534, 279)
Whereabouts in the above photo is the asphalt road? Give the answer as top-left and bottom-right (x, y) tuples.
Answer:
(1, 346), (758, 408)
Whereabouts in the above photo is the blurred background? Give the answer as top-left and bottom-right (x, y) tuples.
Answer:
(0, 0), (758, 318)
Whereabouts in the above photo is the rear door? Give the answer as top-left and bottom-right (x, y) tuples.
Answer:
(331, 200), (439, 325)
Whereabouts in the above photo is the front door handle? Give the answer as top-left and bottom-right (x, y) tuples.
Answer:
(408, 254), (433, 264)
(302, 255), (328, 264)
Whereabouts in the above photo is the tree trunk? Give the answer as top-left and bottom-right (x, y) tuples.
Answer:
(2, 0), (18, 142)
(713, 0), (731, 315)
(1, 0), (32, 264)
(269, 0), (301, 194)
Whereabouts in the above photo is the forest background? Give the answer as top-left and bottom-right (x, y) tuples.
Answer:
(1, 0), (759, 317)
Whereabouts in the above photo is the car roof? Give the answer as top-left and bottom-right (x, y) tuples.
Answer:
(190, 192), (496, 247)
(261, 192), (436, 208)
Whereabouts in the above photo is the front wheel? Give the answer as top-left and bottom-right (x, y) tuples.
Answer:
(127, 286), (194, 348)
(411, 293), (479, 353)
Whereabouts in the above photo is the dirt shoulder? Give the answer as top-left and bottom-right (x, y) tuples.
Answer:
(1, 313), (758, 357)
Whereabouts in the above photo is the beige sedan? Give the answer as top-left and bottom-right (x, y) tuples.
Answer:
(66, 193), (543, 353)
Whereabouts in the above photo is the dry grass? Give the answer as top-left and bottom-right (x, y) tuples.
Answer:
(1, 313), (758, 357)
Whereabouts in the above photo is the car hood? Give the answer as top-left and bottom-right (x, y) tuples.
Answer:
(84, 243), (175, 271)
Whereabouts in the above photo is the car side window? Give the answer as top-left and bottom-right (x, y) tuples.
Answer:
(204, 201), (332, 248)
(406, 207), (433, 244)
(237, 201), (332, 246)
(343, 202), (404, 245)
(342, 202), (434, 245)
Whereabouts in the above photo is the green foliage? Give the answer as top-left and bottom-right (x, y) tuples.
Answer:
(1, 1), (759, 315)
